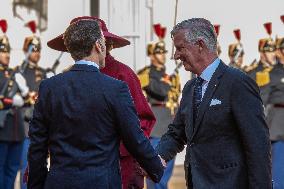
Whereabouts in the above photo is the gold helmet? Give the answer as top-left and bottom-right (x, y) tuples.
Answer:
(228, 29), (244, 58)
(0, 19), (10, 53)
(147, 24), (167, 56)
(258, 22), (276, 52)
(23, 20), (41, 52)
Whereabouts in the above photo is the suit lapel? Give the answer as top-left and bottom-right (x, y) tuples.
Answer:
(190, 62), (228, 140)
(183, 81), (195, 138)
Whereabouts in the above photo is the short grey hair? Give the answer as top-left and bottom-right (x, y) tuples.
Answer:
(171, 18), (217, 53)
(64, 19), (102, 61)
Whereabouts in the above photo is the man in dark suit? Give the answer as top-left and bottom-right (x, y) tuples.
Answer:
(27, 17), (164, 189)
(48, 16), (157, 189)
(156, 18), (272, 189)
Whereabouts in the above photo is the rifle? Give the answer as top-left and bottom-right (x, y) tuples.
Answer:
(0, 45), (33, 100)
(172, 61), (182, 75)
(46, 52), (64, 74)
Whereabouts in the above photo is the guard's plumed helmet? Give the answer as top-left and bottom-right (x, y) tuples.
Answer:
(228, 29), (244, 58)
(258, 22), (276, 52)
(147, 24), (167, 56)
(23, 20), (41, 52)
(0, 19), (10, 53)
(276, 15), (284, 50)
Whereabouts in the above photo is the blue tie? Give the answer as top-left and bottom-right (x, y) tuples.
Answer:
(193, 77), (204, 125)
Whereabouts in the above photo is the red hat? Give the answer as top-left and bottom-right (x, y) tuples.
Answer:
(47, 16), (130, 52)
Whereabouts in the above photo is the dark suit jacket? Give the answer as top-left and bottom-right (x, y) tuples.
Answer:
(28, 64), (164, 189)
(157, 61), (272, 189)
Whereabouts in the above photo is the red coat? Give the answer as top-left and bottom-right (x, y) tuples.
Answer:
(101, 54), (156, 189)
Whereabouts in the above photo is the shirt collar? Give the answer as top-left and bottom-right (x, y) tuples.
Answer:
(199, 58), (220, 82)
(75, 60), (99, 69)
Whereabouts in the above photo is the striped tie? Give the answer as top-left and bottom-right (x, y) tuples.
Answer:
(193, 77), (204, 125)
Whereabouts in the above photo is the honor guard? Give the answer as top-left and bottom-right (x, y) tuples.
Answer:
(261, 15), (284, 189)
(137, 24), (181, 189)
(244, 22), (276, 87)
(228, 29), (245, 70)
(214, 24), (222, 56)
(19, 20), (46, 189)
(0, 19), (27, 189)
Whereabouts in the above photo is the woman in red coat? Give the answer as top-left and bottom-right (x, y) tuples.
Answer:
(99, 23), (156, 189)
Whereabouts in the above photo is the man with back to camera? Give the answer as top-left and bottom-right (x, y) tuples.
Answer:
(48, 16), (157, 189)
(47, 16), (156, 189)
(156, 18), (272, 189)
(27, 17), (164, 189)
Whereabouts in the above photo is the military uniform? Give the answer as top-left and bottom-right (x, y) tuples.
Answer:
(138, 64), (180, 137)
(0, 19), (26, 189)
(137, 23), (181, 189)
(244, 22), (275, 88)
(228, 29), (245, 70)
(262, 25), (284, 188)
(245, 21), (284, 188)
(19, 21), (46, 189)
(0, 65), (25, 141)
(214, 24), (222, 56)
(262, 61), (284, 141)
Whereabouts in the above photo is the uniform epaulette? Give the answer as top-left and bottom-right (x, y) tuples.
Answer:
(137, 66), (150, 88)
(243, 60), (258, 72)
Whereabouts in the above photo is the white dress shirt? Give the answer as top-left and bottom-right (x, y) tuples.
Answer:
(198, 58), (220, 99)
(75, 60), (99, 69)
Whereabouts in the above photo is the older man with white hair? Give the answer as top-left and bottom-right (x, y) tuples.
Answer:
(157, 18), (272, 189)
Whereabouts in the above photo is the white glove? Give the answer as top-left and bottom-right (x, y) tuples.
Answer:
(15, 73), (29, 97)
(12, 94), (24, 107)
(46, 71), (55, 78)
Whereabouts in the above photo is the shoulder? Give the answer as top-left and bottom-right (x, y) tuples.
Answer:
(137, 66), (151, 75)
(226, 65), (254, 83)
(114, 60), (137, 76)
(225, 66), (259, 93)
(37, 66), (46, 73)
(99, 71), (128, 91)
(243, 60), (258, 73)
(182, 78), (195, 94)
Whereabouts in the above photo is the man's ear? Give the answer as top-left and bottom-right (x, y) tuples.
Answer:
(95, 41), (102, 54)
(196, 39), (205, 52)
